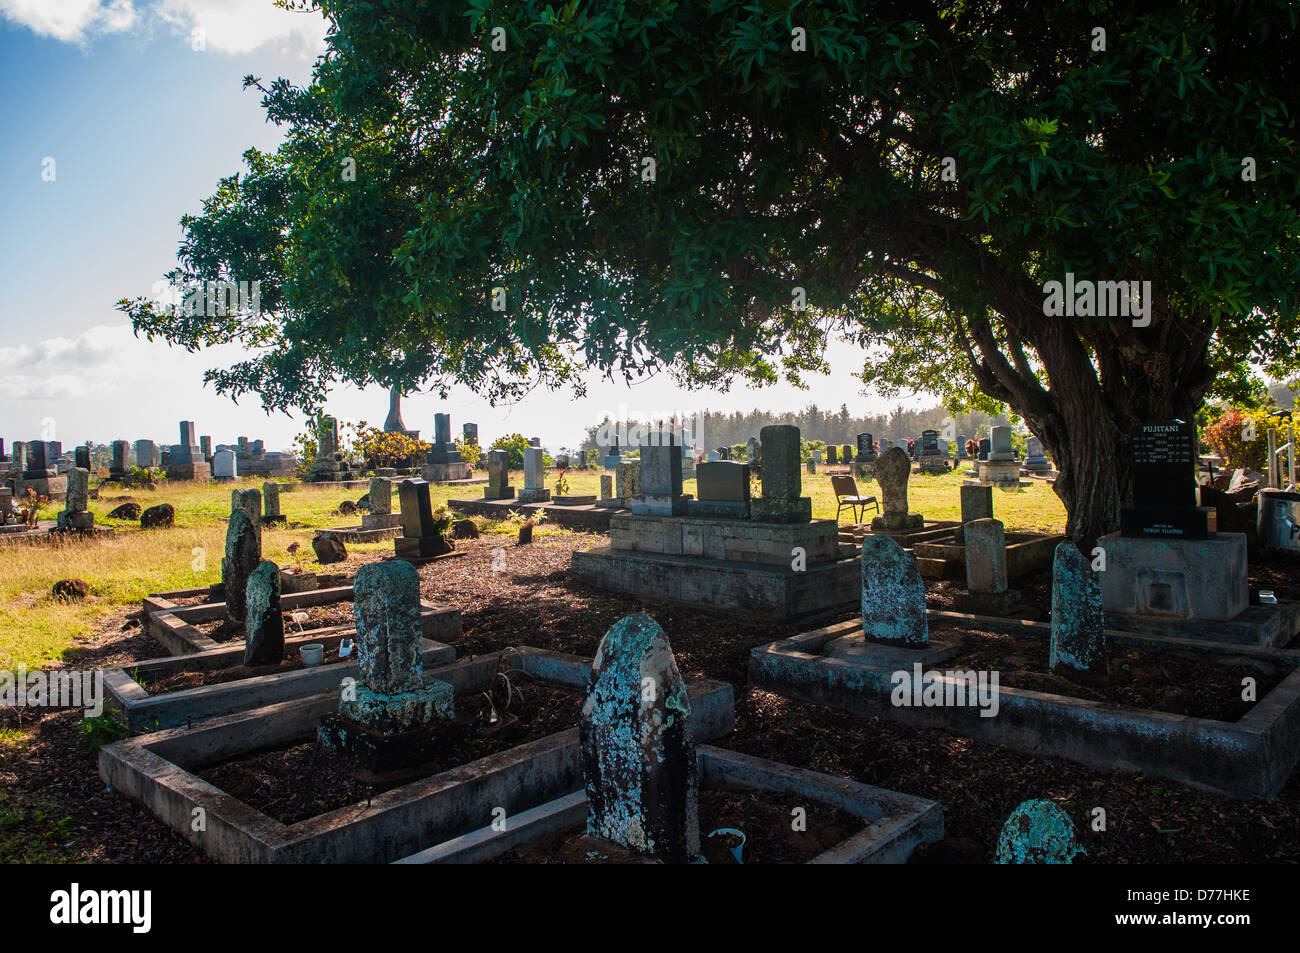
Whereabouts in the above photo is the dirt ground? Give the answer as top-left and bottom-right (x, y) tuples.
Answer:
(2, 531), (1297, 863)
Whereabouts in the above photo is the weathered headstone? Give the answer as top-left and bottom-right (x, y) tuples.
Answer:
(56, 468), (94, 531)
(243, 560), (285, 666)
(222, 509), (261, 628)
(870, 447), (924, 531)
(482, 449), (515, 500)
(826, 445), (838, 464)
(746, 436), (760, 469)
(750, 425), (812, 523)
(1049, 542), (1106, 686)
(859, 534), (928, 646)
(200, 435), (212, 461)
(580, 613), (698, 864)
(517, 447), (551, 504)
(262, 482), (283, 524)
(213, 449), (237, 480)
(955, 483), (994, 544)
(965, 518), (1008, 594)
(633, 435), (688, 516)
(74, 445), (91, 471)
(615, 460), (641, 506)
(1024, 436), (1051, 473)
(395, 477), (452, 558)
(995, 799), (1085, 864)
(134, 439), (159, 469)
(231, 488), (262, 524)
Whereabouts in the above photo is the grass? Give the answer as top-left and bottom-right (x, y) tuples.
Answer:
(0, 465), (1065, 672)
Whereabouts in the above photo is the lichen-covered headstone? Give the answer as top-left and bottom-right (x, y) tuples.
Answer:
(860, 534), (928, 646)
(995, 799), (1085, 864)
(751, 424), (811, 522)
(222, 509), (261, 628)
(262, 482), (281, 521)
(870, 447), (923, 531)
(231, 488), (262, 524)
(343, 560), (452, 731)
(965, 518), (1008, 594)
(581, 613), (699, 864)
(368, 477), (391, 515)
(1049, 541), (1107, 686)
(243, 560), (284, 665)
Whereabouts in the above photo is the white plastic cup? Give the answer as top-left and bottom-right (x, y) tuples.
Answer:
(300, 643), (325, 667)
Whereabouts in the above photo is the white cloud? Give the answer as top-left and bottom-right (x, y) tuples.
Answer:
(0, 0), (137, 44)
(0, 0), (326, 55)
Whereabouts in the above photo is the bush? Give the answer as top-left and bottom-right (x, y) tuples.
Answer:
(1203, 407), (1285, 472)
(489, 433), (531, 470)
(356, 426), (430, 468)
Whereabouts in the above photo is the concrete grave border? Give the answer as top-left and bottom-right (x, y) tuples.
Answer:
(103, 630), (456, 732)
(99, 647), (734, 864)
(396, 745), (943, 864)
(750, 612), (1300, 799)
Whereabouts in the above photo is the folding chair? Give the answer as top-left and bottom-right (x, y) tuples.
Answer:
(831, 474), (879, 524)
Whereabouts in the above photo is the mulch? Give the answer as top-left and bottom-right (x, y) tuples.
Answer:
(1, 530), (1297, 863)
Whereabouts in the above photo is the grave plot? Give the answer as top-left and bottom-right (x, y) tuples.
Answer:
(314, 476), (403, 543)
(100, 594), (735, 864)
(396, 614), (941, 864)
(105, 626), (458, 732)
(573, 425), (862, 620)
(750, 537), (1300, 799)
(1099, 420), (1300, 647)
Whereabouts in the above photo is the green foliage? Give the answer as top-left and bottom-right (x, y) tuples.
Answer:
(1203, 407), (1286, 471)
(489, 433), (531, 471)
(356, 426), (430, 468)
(455, 436), (483, 468)
(77, 711), (129, 752)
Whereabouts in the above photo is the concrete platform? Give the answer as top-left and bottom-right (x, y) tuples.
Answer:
(571, 545), (861, 620)
(1103, 602), (1300, 648)
(750, 615), (1300, 799)
(912, 531), (1063, 581)
(312, 524), (402, 544)
(98, 647), (735, 863)
(397, 746), (943, 864)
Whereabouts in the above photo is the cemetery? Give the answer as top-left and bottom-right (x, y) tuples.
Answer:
(7, 0), (1300, 890)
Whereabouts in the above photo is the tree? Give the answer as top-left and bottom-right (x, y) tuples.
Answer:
(119, 1), (1300, 545)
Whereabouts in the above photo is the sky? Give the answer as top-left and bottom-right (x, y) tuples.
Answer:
(0, 0), (930, 454)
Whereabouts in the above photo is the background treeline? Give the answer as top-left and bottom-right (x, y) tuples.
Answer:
(579, 404), (1011, 453)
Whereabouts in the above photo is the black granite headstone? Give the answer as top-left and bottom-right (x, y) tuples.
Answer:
(1120, 420), (1211, 538)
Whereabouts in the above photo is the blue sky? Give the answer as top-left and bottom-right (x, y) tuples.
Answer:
(0, 0), (920, 453)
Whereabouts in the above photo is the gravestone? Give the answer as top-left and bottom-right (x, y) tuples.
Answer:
(603, 437), (622, 471)
(746, 436), (760, 469)
(56, 468), (94, 531)
(995, 800), (1085, 865)
(879, 438), (895, 452)
(200, 435), (212, 461)
(869, 447), (924, 531)
(1049, 542), (1106, 686)
(74, 445), (91, 471)
(750, 425), (812, 523)
(423, 413), (468, 481)
(988, 426), (1016, 462)
(956, 435), (969, 459)
(964, 518), (1008, 594)
(580, 613), (698, 864)
(978, 426), (1021, 485)
(12, 441), (25, 473)
(860, 534), (928, 646)
(687, 461), (750, 518)
(109, 441), (130, 480)
(706, 450), (720, 462)
(977, 438), (991, 461)
(482, 450), (515, 500)
(362, 477), (401, 531)
(632, 435), (688, 516)
(462, 422), (478, 445)
(517, 447), (551, 504)
(1119, 420), (1209, 538)
(318, 561), (455, 776)
(598, 474), (615, 504)
(134, 439), (158, 468)
(262, 482), (284, 524)
(243, 560), (285, 666)
(1024, 436), (1051, 474)
(213, 449), (237, 480)
(395, 478), (452, 558)
(0, 488), (11, 523)
(826, 445), (838, 464)
(222, 509), (262, 629)
(954, 484), (994, 544)
(918, 429), (947, 473)
(841, 444), (853, 466)
(25, 440), (59, 475)
(615, 460), (641, 506)
(231, 488), (262, 524)
(856, 433), (877, 463)
(167, 420), (210, 479)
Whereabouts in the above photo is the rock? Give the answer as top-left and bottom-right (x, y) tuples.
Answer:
(52, 578), (90, 601)
(870, 447), (923, 531)
(995, 799), (1085, 864)
(107, 502), (141, 520)
(355, 493), (371, 511)
(313, 533), (347, 564)
(451, 518), (479, 539)
(336, 500), (357, 516)
(140, 503), (175, 528)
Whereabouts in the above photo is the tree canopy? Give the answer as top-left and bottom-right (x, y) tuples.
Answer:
(120, 0), (1300, 543)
